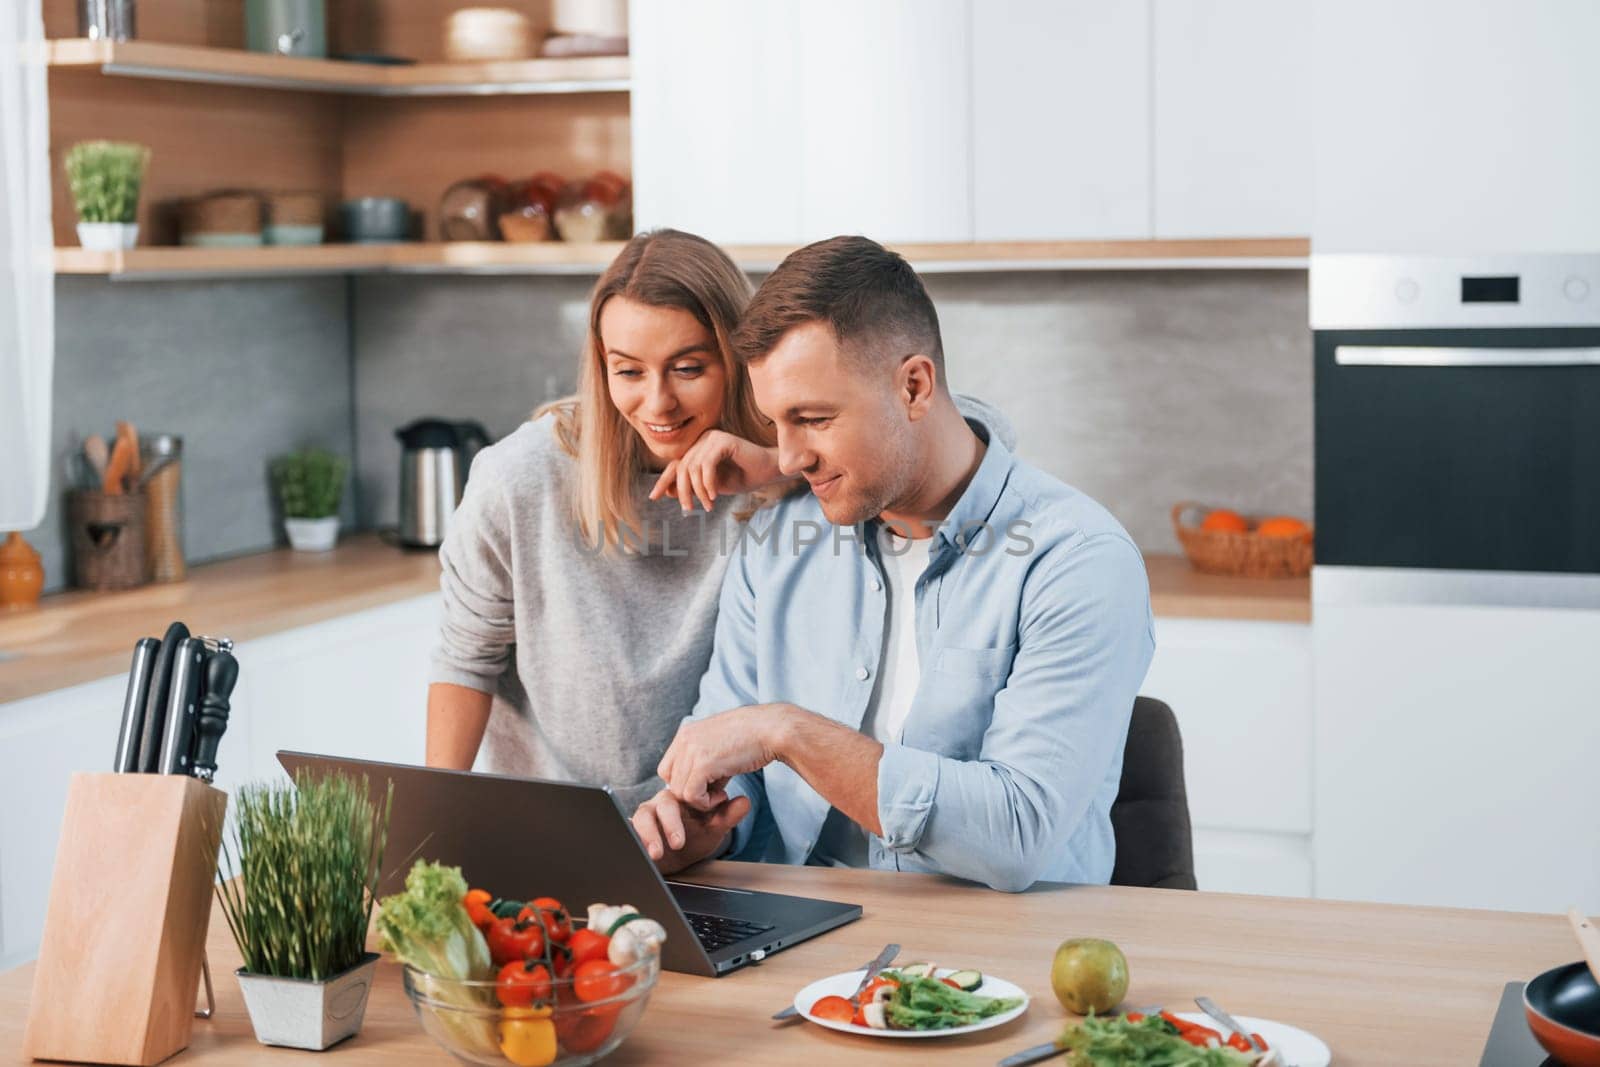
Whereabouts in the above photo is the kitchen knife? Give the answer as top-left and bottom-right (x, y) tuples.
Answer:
(112, 638), (160, 772)
(137, 621), (189, 772)
(189, 649), (237, 782)
(156, 638), (206, 775)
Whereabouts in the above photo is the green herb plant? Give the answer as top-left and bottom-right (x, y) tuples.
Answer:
(215, 771), (393, 981)
(271, 447), (348, 520)
(63, 141), (150, 224)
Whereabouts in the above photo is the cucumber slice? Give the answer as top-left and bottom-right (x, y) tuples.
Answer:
(898, 962), (937, 979)
(947, 969), (983, 992)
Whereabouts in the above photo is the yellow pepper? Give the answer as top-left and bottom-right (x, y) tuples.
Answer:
(498, 1005), (557, 1066)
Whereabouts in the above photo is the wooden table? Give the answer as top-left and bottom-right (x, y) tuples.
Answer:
(0, 861), (1569, 1065)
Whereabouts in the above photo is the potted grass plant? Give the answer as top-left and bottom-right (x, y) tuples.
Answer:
(215, 771), (393, 1051)
(271, 447), (347, 552)
(64, 141), (150, 251)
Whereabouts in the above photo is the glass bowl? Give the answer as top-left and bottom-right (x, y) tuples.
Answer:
(401, 951), (659, 1066)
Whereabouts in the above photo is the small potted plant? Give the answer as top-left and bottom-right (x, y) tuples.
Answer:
(271, 447), (347, 551)
(64, 140), (150, 251)
(215, 771), (392, 1051)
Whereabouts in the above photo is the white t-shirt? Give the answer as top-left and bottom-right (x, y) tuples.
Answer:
(810, 526), (935, 867)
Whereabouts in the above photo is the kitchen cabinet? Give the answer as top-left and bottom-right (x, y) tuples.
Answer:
(1152, 0), (1312, 239)
(631, 0), (970, 245)
(971, 0), (1151, 241)
(1142, 616), (1313, 896)
(0, 594), (438, 969)
(1313, 0), (1600, 253)
(1314, 599), (1600, 914)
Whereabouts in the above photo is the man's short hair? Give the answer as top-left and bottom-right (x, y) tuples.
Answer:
(731, 235), (945, 380)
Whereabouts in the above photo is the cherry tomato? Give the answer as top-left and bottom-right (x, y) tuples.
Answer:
(941, 977), (964, 990)
(496, 960), (553, 1008)
(1226, 1032), (1255, 1052)
(810, 995), (856, 1023)
(550, 942), (575, 980)
(851, 1003), (870, 1027)
(555, 1005), (619, 1054)
(566, 928), (611, 968)
(573, 959), (627, 1002)
(463, 888), (495, 930)
(523, 898), (572, 944)
(487, 916), (546, 967)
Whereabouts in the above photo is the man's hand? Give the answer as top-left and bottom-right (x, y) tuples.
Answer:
(631, 788), (752, 874)
(648, 429), (784, 512)
(659, 704), (790, 810)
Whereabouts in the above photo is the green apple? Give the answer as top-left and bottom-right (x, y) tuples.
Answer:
(1050, 938), (1129, 1015)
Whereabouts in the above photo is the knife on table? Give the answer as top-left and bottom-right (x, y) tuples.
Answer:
(772, 942), (900, 1021)
(112, 638), (160, 772)
(137, 621), (190, 772)
(156, 638), (207, 775)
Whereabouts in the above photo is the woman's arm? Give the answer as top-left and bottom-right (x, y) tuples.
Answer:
(426, 682), (494, 770)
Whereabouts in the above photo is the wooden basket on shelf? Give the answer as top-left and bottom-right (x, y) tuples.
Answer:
(1171, 501), (1313, 580)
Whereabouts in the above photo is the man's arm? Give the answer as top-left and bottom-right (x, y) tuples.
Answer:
(873, 534), (1154, 892)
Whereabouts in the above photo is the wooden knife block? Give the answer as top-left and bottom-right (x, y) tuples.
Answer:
(23, 773), (227, 1066)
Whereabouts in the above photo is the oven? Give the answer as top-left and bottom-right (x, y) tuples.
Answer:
(1312, 253), (1600, 608)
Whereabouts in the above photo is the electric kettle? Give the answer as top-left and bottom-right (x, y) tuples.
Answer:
(396, 418), (490, 548)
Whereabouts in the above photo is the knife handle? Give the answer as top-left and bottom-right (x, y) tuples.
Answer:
(190, 650), (237, 782)
(156, 639), (206, 775)
(113, 638), (160, 772)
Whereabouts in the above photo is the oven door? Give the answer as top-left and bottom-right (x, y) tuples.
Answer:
(1314, 326), (1600, 576)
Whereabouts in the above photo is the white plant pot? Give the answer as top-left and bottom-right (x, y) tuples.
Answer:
(236, 952), (379, 1050)
(76, 221), (139, 251)
(285, 516), (339, 552)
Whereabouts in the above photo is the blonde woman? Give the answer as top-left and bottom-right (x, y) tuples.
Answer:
(425, 230), (784, 816)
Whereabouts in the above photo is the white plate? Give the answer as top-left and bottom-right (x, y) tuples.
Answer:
(793, 967), (1029, 1039)
(1171, 1012), (1332, 1066)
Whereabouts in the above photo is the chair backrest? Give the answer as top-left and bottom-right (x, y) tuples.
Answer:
(1110, 696), (1197, 890)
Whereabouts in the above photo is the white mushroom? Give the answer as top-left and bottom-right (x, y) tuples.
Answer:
(584, 903), (667, 967)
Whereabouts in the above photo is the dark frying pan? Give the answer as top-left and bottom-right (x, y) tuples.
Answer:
(1526, 962), (1600, 1066)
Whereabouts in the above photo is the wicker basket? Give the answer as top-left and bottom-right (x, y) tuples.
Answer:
(1171, 501), (1313, 580)
(69, 490), (148, 591)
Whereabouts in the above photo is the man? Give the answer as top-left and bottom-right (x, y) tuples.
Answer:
(630, 236), (1154, 892)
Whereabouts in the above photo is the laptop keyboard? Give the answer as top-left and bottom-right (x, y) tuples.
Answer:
(684, 911), (775, 952)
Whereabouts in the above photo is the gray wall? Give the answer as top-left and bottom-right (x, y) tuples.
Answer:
(354, 270), (1311, 553)
(35, 276), (354, 593)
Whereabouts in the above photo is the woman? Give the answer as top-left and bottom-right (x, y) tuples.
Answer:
(426, 229), (783, 814)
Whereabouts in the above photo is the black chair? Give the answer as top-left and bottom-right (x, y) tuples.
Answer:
(1109, 696), (1197, 890)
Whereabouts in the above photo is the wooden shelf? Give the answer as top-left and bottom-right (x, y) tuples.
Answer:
(55, 238), (1308, 279)
(46, 38), (630, 96)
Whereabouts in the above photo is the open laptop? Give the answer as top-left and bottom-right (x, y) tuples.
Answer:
(277, 751), (860, 977)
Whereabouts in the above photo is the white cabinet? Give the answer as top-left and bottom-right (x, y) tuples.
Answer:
(0, 594), (439, 968)
(1152, 0), (1311, 239)
(1313, 599), (1600, 914)
(1313, 0), (1600, 253)
(1142, 617), (1314, 896)
(630, 0), (970, 245)
(972, 0), (1151, 241)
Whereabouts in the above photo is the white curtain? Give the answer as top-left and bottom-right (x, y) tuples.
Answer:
(0, 2), (54, 530)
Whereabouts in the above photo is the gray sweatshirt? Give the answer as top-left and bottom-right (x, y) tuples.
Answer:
(431, 399), (1015, 815)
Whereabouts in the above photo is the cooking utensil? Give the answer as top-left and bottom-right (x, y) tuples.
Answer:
(101, 432), (136, 494)
(190, 647), (236, 782)
(115, 420), (142, 483)
(156, 638), (207, 775)
(1570, 907), (1600, 985)
(1525, 961), (1600, 1066)
(137, 621), (189, 772)
(773, 942), (898, 1021)
(112, 637), (160, 772)
(83, 435), (109, 481)
(1196, 995), (1267, 1052)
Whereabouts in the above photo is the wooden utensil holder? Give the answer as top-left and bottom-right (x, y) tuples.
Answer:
(23, 773), (227, 1066)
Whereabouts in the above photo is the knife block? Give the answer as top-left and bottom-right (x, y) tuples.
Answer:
(23, 773), (227, 1066)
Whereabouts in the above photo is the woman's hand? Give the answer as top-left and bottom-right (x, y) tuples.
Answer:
(648, 429), (783, 512)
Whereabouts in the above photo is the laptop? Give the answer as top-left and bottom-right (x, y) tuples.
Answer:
(277, 751), (861, 977)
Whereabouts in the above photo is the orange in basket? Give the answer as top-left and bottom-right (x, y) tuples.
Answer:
(1172, 502), (1312, 579)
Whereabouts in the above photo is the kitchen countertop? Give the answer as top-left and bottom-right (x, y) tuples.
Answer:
(0, 535), (1309, 704)
(0, 860), (1568, 1065)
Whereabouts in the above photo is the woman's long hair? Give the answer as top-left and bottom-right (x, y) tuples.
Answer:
(536, 229), (774, 549)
